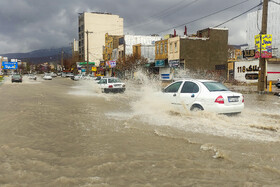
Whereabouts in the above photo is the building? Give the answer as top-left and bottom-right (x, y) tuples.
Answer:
(155, 39), (169, 79)
(158, 28), (228, 81)
(118, 35), (162, 58)
(102, 33), (123, 76)
(78, 12), (123, 67)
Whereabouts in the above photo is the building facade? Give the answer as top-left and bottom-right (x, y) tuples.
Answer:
(157, 28), (228, 81)
(78, 12), (123, 66)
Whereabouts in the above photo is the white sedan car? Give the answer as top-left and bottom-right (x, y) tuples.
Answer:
(43, 73), (52, 80)
(97, 77), (125, 93)
(162, 79), (244, 114)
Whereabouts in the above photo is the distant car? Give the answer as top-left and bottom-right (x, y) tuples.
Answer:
(276, 78), (280, 88)
(66, 72), (74, 78)
(43, 73), (52, 80)
(50, 72), (57, 77)
(98, 77), (126, 93)
(161, 79), (244, 114)
(73, 74), (84, 81)
(28, 74), (37, 80)
(11, 74), (22, 83)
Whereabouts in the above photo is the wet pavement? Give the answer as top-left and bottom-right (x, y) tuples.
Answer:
(0, 75), (280, 186)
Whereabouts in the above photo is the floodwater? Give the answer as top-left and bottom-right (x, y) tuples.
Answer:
(0, 75), (280, 186)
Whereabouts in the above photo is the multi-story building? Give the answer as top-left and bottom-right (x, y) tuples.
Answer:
(117, 35), (161, 58)
(78, 12), (123, 67)
(155, 39), (169, 79)
(159, 28), (228, 80)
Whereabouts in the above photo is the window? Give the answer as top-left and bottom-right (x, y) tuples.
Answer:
(174, 42), (178, 52)
(157, 43), (159, 54)
(203, 82), (229, 92)
(164, 42), (167, 53)
(164, 81), (182, 93)
(169, 42), (173, 53)
(181, 82), (199, 93)
(160, 43), (163, 54)
(99, 79), (107, 84)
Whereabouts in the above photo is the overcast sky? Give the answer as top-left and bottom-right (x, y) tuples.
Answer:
(0, 0), (262, 54)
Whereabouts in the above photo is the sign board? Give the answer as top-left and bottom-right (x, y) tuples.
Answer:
(168, 60), (180, 68)
(243, 49), (255, 58)
(105, 61), (116, 68)
(79, 62), (95, 65)
(2, 61), (18, 69)
(155, 60), (165, 67)
(255, 34), (272, 58)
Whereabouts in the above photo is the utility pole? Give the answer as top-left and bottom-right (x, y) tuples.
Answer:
(86, 30), (93, 74)
(258, 0), (269, 92)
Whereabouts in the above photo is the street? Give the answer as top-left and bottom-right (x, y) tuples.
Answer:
(0, 76), (280, 186)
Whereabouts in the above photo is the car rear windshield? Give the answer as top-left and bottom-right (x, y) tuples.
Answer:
(13, 75), (21, 78)
(108, 78), (121, 83)
(202, 82), (229, 92)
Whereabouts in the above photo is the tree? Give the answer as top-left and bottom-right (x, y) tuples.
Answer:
(116, 54), (147, 72)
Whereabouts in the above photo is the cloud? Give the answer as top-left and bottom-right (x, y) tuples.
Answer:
(0, 0), (260, 54)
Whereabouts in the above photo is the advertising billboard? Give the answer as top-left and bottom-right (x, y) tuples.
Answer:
(2, 62), (18, 70)
(255, 34), (272, 58)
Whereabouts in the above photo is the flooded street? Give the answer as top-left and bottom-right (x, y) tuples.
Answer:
(0, 76), (280, 186)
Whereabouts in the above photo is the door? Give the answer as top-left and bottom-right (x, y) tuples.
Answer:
(163, 81), (182, 105)
(178, 81), (200, 108)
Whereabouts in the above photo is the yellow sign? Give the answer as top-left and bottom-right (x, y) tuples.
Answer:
(92, 67), (97, 71)
(255, 34), (272, 58)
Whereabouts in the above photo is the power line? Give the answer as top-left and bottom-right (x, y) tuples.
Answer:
(127, 0), (200, 30)
(271, 0), (280, 5)
(156, 0), (250, 34)
(214, 2), (262, 27)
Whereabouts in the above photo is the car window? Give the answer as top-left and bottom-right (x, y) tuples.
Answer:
(181, 81), (199, 93)
(108, 78), (121, 83)
(99, 79), (107, 84)
(203, 82), (229, 92)
(164, 81), (182, 93)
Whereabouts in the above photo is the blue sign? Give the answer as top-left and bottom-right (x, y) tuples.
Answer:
(2, 62), (18, 70)
(155, 60), (165, 67)
(161, 74), (170, 80)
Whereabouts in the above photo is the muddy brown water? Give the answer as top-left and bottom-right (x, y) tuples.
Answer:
(0, 76), (280, 186)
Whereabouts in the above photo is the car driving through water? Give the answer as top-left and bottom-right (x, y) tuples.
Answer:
(97, 77), (126, 93)
(162, 79), (244, 114)
(11, 74), (22, 83)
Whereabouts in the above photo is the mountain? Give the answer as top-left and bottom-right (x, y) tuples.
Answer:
(0, 47), (72, 64)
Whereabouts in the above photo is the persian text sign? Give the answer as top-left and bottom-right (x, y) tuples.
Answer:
(255, 34), (272, 58)
(2, 62), (18, 69)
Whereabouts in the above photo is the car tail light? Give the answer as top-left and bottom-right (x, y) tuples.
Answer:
(215, 95), (224, 104)
(242, 95), (244, 103)
(109, 85), (113, 88)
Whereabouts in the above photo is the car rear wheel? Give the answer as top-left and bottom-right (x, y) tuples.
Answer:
(190, 104), (204, 112)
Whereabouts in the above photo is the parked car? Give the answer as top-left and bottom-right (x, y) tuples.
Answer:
(66, 72), (74, 78)
(50, 72), (57, 77)
(28, 74), (37, 80)
(73, 74), (84, 81)
(161, 79), (244, 114)
(11, 74), (22, 83)
(276, 78), (280, 88)
(43, 73), (52, 80)
(97, 77), (125, 93)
